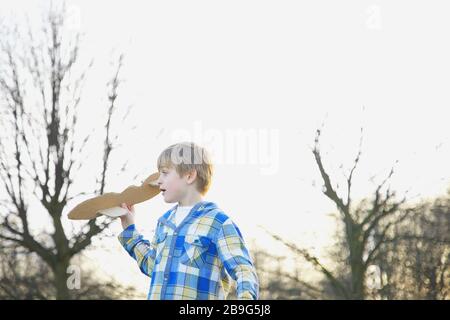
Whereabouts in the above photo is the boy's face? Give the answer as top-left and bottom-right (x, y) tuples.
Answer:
(156, 165), (189, 203)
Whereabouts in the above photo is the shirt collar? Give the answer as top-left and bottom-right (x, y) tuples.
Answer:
(158, 201), (217, 230)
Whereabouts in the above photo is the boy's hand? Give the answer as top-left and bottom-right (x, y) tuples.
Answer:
(119, 203), (135, 229)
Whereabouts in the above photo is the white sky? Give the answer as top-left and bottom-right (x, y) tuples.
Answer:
(1, 0), (449, 297)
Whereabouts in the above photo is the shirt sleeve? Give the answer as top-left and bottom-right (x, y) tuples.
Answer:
(215, 218), (260, 300)
(118, 224), (157, 277)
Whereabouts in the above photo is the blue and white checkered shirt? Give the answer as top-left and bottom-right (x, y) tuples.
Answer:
(118, 201), (259, 299)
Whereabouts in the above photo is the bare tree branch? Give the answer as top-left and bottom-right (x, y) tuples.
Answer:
(263, 228), (350, 299)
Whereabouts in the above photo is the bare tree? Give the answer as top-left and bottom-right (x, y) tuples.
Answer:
(373, 191), (450, 299)
(0, 6), (129, 299)
(268, 128), (408, 299)
(0, 241), (140, 300)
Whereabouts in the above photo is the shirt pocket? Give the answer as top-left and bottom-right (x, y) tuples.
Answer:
(180, 234), (212, 269)
(154, 232), (167, 264)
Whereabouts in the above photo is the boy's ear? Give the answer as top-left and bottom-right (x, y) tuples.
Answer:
(185, 169), (198, 185)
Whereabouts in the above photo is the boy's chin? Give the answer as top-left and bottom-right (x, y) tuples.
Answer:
(162, 195), (178, 204)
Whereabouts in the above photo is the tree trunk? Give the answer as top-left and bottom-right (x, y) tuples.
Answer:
(350, 259), (366, 299)
(53, 260), (71, 300)
(347, 224), (366, 299)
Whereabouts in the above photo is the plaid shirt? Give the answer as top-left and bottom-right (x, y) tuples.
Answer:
(118, 201), (259, 300)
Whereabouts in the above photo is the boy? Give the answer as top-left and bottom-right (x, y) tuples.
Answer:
(118, 142), (259, 299)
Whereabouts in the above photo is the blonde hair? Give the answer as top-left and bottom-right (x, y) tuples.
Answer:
(157, 142), (213, 195)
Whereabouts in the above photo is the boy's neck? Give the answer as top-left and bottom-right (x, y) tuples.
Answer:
(178, 192), (203, 207)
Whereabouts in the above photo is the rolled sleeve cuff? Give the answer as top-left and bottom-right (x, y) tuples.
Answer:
(238, 291), (256, 300)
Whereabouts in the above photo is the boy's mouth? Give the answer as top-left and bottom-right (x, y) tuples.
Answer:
(160, 188), (166, 194)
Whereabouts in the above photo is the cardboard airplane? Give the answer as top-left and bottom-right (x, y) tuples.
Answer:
(67, 172), (160, 220)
